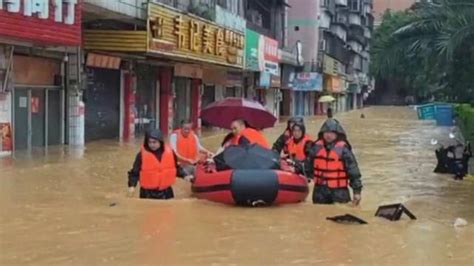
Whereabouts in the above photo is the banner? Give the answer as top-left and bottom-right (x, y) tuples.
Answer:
(292, 72), (322, 91)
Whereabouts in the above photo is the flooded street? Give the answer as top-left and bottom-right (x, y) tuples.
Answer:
(1, 106), (473, 265)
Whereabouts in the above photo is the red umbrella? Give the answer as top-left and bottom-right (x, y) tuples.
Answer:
(200, 97), (277, 129)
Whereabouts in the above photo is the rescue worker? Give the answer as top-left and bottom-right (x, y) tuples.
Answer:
(283, 122), (312, 161)
(169, 120), (212, 175)
(272, 116), (304, 154)
(229, 119), (270, 149)
(127, 129), (193, 200)
(304, 119), (362, 205)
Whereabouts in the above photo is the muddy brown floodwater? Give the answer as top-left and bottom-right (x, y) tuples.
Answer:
(1, 106), (473, 265)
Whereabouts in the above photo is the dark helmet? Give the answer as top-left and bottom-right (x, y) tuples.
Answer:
(318, 118), (347, 140)
(287, 116), (304, 130)
(144, 129), (164, 150)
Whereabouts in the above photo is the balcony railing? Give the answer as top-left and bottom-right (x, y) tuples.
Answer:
(335, 0), (348, 6)
(330, 24), (347, 42)
(364, 27), (371, 39)
(348, 13), (362, 26)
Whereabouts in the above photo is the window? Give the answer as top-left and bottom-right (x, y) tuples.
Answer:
(321, 0), (329, 7)
(349, 0), (360, 11)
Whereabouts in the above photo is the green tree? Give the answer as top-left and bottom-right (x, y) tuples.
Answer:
(371, 0), (474, 103)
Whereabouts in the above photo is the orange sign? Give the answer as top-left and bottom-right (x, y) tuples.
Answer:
(86, 53), (121, 69)
(0, 123), (12, 151)
(174, 63), (203, 79)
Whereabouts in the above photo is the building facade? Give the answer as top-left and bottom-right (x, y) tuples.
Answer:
(289, 0), (373, 115)
(82, 0), (246, 140)
(0, 0), (82, 156)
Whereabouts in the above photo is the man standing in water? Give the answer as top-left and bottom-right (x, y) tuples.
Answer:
(304, 119), (362, 205)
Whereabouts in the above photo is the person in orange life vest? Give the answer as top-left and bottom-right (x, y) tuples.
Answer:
(303, 119), (362, 205)
(169, 120), (212, 176)
(284, 122), (313, 161)
(229, 119), (270, 149)
(127, 129), (193, 200)
(272, 116), (304, 154)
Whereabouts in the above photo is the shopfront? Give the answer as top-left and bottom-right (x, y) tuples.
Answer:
(0, 0), (81, 154)
(292, 72), (322, 116)
(83, 53), (122, 141)
(83, 2), (244, 135)
(245, 29), (280, 115)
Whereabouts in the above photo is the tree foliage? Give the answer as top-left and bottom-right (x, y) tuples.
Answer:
(371, 0), (474, 103)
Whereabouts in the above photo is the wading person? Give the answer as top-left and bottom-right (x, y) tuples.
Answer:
(272, 116), (304, 154)
(283, 122), (312, 161)
(127, 129), (193, 200)
(304, 119), (362, 205)
(169, 120), (212, 176)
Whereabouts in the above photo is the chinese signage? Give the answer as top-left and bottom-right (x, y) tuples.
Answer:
(0, 0), (81, 45)
(263, 37), (279, 76)
(245, 29), (279, 75)
(147, 3), (244, 68)
(292, 72), (322, 91)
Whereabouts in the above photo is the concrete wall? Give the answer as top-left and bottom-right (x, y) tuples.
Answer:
(287, 0), (320, 68)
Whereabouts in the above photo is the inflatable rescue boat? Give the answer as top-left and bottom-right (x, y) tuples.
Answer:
(192, 163), (309, 206)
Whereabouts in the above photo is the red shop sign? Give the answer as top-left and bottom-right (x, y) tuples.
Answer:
(0, 0), (82, 46)
(263, 37), (279, 63)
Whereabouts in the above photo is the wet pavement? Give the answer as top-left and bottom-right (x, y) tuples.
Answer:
(1, 106), (473, 265)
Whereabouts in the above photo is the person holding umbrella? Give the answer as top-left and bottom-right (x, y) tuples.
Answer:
(200, 97), (276, 150)
(228, 119), (270, 149)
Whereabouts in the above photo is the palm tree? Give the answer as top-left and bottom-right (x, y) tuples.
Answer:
(371, 0), (474, 102)
(394, 0), (474, 60)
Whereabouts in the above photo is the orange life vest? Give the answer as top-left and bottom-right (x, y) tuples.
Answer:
(231, 128), (270, 149)
(140, 145), (177, 190)
(313, 140), (348, 188)
(285, 135), (312, 160)
(173, 129), (198, 162)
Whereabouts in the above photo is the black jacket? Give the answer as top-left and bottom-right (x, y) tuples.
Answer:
(302, 119), (362, 193)
(128, 129), (186, 188)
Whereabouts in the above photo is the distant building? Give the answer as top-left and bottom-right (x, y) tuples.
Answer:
(373, 0), (417, 26)
(288, 0), (373, 115)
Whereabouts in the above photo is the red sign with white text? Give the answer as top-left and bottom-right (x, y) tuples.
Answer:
(0, 0), (82, 46)
(263, 37), (279, 63)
